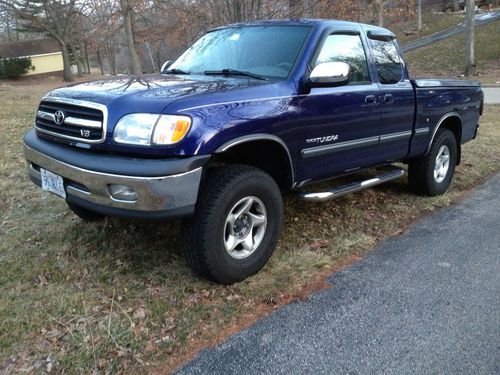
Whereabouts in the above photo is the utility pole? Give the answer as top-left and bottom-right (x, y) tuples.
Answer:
(377, 0), (384, 27)
(464, 0), (476, 76)
(416, 0), (422, 32)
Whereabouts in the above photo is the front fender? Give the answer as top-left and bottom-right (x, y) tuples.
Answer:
(175, 95), (301, 157)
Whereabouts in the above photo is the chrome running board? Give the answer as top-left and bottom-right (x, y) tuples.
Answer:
(297, 167), (405, 202)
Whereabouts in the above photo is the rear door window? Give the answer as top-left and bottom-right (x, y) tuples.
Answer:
(369, 39), (403, 84)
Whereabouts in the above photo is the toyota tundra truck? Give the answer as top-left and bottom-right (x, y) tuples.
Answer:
(23, 20), (483, 284)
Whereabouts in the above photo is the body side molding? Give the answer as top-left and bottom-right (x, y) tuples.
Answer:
(302, 136), (379, 158)
(301, 129), (417, 158)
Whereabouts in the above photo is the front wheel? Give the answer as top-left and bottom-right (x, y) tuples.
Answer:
(182, 165), (283, 284)
(408, 129), (457, 196)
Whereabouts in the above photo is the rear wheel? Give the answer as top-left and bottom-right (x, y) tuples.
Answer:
(182, 165), (283, 284)
(409, 129), (457, 196)
(67, 201), (105, 222)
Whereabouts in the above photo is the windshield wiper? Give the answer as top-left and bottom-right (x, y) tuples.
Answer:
(164, 68), (190, 75)
(204, 69), (268, 81)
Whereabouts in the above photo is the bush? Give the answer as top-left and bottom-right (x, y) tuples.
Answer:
(0, 57), (33, 79)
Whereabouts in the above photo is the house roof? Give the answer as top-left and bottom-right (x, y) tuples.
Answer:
(0, 38), (60, 59)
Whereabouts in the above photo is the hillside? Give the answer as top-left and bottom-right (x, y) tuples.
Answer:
(405, 20), (500, 83)
(385, 9), (499, 83)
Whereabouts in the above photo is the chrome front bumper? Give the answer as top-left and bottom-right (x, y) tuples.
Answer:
(24, 143), (203, 218)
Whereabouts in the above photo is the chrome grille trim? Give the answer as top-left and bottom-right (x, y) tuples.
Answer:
(37, 110), (54, 121)
(35, 96), (108, 144)
(64, 117), (102, 128)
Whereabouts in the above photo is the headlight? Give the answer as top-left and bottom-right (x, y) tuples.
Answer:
(113, 113), (191, 146)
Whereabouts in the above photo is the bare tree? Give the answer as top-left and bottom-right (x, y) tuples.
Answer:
(464, 0), (475, 76)
(85, 0), (121, 75)
(120, 0), (141, 74)
(0, 5), (15, 41)
(0, 0), (77, 81)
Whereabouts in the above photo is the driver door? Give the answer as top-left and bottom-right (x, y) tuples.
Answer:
(297, 32), (381, 184)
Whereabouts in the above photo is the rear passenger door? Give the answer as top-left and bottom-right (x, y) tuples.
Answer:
(368, 36), (415, 161)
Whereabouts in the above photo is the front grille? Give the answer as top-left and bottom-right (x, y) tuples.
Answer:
(35, 99), (106, 143)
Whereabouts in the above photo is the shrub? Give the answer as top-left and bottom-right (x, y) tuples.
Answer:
(0, 57), (33, 79)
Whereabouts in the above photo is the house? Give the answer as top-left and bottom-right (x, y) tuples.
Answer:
(0, 38), (63, 76)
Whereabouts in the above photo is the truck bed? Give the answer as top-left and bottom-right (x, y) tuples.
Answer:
(407, 79), (483, 159)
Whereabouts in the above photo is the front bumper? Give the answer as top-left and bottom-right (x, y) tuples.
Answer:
(23, 130), (208, 219)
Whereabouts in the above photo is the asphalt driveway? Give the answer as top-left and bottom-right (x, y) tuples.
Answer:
(401, 11), (500, 52)
(177, 173), (500, 374)
(484, 87), (500, 104)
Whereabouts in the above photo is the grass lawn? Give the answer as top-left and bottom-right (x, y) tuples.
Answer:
(0, 77), (499, 373)
(390, 10), (464, 45)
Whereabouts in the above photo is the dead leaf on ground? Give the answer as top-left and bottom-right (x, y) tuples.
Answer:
(133, 307), (147, 320)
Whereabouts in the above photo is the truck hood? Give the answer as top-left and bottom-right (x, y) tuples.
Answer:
(44, 74), (268, 115)
(40, 74), (294, 158)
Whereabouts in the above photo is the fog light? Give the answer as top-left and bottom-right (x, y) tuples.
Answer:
(109, 184), (138, 201)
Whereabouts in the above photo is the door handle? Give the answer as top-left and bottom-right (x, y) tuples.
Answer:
(365, 95), (377, 105)
(384, 94), (394, 103)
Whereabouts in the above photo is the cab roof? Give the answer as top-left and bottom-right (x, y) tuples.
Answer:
(213, 18), (396, 39)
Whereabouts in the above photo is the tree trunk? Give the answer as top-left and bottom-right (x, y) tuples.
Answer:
(145, 41), (157, 73)
(452, 0), (460, 11)
(377, 0), (384, 27)
(69, 40), (84, 77)
(288, 0), (302, 16)
(232, 0), (243, 22)
(105, 44), (114, 75)
(97, 49), (104, 75)
(15, 17), (19, 41)
(106, 38), (116, 75)
(464, 0), (475, 76)
(83, 39), (90, 74)
(5, 15), (12, 42)
(304, 0), (315, 17)
(60, 42), (74, 82)
(416, 0), (422, 31)
(120, 0), (141, 74)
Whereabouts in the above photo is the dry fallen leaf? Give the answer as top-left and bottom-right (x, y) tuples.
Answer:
(164, 316), (176, 332)
(133, 308), (146, 320)
(310, 239), (329, 249)
(226, 294), (241, 301)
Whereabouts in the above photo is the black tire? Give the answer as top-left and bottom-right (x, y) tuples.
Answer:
(67, 201), (105, 222)
(182, 165), (283, 284)
(409, 129), (457, 196)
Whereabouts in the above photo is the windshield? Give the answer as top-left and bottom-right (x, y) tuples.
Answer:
(168, 25), (311, 80)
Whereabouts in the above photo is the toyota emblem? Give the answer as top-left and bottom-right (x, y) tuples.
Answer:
(54, 110), (65, 125)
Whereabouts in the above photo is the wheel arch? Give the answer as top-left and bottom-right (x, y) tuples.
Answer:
(214, 134), (295, 189)
(426, 113), (462, 165)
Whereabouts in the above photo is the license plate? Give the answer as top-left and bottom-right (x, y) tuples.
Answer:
(40, 168), (66, 199)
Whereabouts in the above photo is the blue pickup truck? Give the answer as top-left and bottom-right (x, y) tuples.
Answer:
(24, 19), (483, 284)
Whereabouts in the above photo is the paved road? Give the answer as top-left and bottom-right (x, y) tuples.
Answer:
(484, 87), (500, 104)
(401, 11), (500, 53)
(177, 174), (500, 375)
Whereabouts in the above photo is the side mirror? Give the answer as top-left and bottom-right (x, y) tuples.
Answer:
(160, 60), (174, 73)
(309, 62), (351, 87)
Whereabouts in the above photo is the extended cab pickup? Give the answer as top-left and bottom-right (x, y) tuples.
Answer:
(24, 20), (483, 284)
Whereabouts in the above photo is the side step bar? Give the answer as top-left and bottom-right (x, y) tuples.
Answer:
(297, 168), (405, 202)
